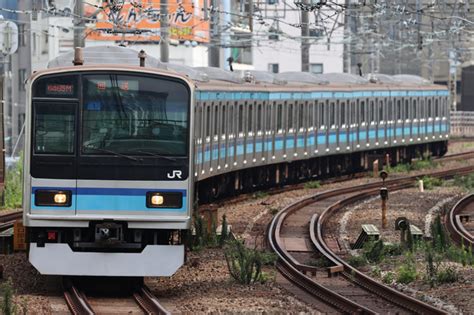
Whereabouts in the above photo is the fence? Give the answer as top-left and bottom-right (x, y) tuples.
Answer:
(450, 111), (474, 137)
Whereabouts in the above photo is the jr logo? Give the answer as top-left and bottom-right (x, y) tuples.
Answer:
(167, 170), (182, 179)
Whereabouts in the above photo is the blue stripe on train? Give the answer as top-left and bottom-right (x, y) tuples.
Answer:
(196, 124), (448, 164)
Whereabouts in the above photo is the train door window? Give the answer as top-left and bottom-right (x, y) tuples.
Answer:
(277, 104), (283, 132)
(405, 99), (409, 120)
(195, 106), (202, 139)
(435, 99), (439, 117)
(288, 103), (293, 131)
(238, 105), (244, 135)
(257, 104), (262, 132)
(350, 101), (356, 125)
(387, 100), (392, 122)
(318, 102), (323, 128)
(330, 102), (335, 127)
(248, 104), (253, 134)
(33, 102), (76, 154)
(421, 99), (425, 119)
(413, 99), (417, 119)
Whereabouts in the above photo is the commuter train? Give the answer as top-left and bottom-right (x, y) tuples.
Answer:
(23, 46), (449, 277)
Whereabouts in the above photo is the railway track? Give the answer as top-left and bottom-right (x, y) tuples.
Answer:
(269, 164), (474, 314)
(0, 211), (22, 233)
(446, 193), (474, 251)
(63, 278), (170, 315)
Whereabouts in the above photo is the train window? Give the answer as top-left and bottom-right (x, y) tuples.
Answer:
(330, 102), (335, 126)
(288, 103), (294, 130)
(33, 102), (76, 154)
(196, 106), (202, 139)
(360, 101), (366, 123)
(265, 103), (271, 131)
(277, 104), (283, 131)
(248, 104), (253, 133)
(221, 104), (226, 135)
(238, 105), (244, 134)
(299, 103), (304, 130)
(396, 100), (402, 120)
(213, 105), (219, 136)
(206, 106), (211, 137)
(413, 99), (417, 119)
(428, 99), (432, 118)
(370, 101), (375, 122)
(435, 99), (439, 117)
(405, 100), (409, 119)
(421, 99), (425, 118)
(387, 100), (392, 122)
(257, 104), (262, 131)
(228, 105), (234, 134)
(378, 101), (384, 122)
(340, 102), (346, 125)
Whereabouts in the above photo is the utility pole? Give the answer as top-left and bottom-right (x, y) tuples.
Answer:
(208, 0), (220, 67)
(74, 0), (85, 47)
(343, 0), (351, 73)
(301, 0), (309, 72)
(160, 0), (169, 63)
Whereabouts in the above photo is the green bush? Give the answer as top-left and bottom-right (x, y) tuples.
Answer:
(454, 174), (474, 191)
(436, 266), (458, 284)
(0, 278), (15, 315)
(304, 180), (321, 189)
(253, 191), (269, 199)
(4, 154), (23, 209)
(417, 176), (443, 190)
(347, 255), (367, 268)
(386, 163), (411, 173)
(219, 214), (228, 247)
(363, 239), (385, 263)
(431, 215), (449, 251)
(383, 243), (403, 256)
(397, 263), (417, 284)
(411, 159), (433, 171)
(224, 240), (276, 285)
(382, 272), (395, 284)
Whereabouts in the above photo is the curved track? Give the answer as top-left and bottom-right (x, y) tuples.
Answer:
(269, 165), (474, 314)
(446, 193), (474, 251)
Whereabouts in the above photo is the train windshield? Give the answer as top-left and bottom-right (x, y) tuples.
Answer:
(81, 74), (190, 157)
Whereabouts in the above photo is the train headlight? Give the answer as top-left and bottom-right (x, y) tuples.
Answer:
(151, 194), (164, 206)
(35, 190), (72, 207)
(54, 193), (67, 204)
(146, 192), (183, 208)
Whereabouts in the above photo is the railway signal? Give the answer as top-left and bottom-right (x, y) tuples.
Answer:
(379, 170), (389, 229)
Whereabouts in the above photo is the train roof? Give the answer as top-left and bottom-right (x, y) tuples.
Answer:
(47, 46), (445, 91)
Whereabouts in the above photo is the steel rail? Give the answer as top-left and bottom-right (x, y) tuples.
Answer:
(63, 285), (95, 315)
(269, 164), (474, 314)
(133, 285), (171, 315)
(446, 193), (474, 251)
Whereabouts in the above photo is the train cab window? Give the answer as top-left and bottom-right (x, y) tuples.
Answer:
(33, 103), (76, 154)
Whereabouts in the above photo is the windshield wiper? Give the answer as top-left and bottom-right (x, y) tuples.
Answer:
(131, 150), (177, 162)
(83, 146), (142, 162)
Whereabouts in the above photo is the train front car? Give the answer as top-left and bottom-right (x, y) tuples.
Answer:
(23, 66), (193, 276)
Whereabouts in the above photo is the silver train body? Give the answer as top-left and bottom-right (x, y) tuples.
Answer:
(23, 47), (449, 277)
